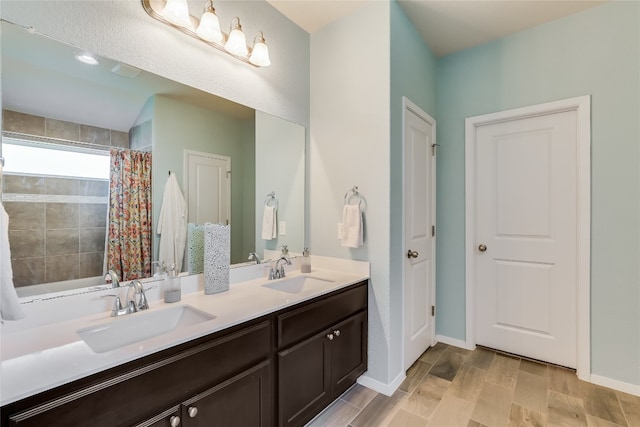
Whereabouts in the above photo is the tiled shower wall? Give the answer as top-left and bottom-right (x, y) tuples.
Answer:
(3, 175), (109, 287)
(2, 109), (130, 287)
(2, 110), (129, 147)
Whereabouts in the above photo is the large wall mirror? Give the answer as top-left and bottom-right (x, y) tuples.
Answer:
(0, 20), (305, 298)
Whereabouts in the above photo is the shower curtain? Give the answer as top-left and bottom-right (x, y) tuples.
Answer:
(107, 148), (152, 281)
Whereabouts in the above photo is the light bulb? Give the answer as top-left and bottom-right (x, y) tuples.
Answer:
(249, 32), (271, 67)
(224, 17), (248, 57)
(161, 0), (192, 29)
(196, 3), (223, 43)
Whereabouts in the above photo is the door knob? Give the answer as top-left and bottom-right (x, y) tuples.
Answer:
(407, 250), (419, 259)
(478, 244), (487, 252)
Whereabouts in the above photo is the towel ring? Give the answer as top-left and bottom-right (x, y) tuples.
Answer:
(344, 186), (366, 210)
(265, 191), (278, 209)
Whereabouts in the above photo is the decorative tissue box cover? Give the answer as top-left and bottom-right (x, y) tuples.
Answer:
(204, 223), (230, 294)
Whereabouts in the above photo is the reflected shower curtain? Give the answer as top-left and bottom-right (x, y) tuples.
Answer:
(107, 148), (152, 281)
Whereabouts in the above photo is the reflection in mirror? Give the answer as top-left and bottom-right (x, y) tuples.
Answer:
(0, 20), (305, 298)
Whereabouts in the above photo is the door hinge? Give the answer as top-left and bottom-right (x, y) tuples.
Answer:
(431, 305), (435, 316)
(432, 225), (435, 237)
(431, 143), (440, 156)
(226, 170), (231, 178)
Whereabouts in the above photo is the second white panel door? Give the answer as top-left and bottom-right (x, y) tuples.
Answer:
(474, 110), (578, 368)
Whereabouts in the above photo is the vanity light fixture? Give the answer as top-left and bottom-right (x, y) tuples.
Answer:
(224, 17), (248, 57)
(160, 0), (193, 29)
(142, 0), (271, 67)
(196, 1), (223, 43)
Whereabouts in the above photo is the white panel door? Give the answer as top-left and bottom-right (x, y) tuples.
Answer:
(404, 101), (436, 370)
(184, 150), (230, 225)
(475, 110), (578, 368)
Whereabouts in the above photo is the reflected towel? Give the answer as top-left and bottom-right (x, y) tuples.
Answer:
(261, 205), (277, 240)
(187, 223), (204, 274)
(204, 223), (230, 295)
(341, 204), (363, 248)
(157, 172), (188, 272)
(1, 202), (25, 321)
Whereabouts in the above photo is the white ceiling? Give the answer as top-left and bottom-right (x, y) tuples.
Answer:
(266, 0), (608, 57)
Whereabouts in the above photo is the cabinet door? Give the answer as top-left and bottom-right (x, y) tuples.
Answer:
(277, 329), (332, 427)
(330, 311), (367, 397)
(181, 360), (272, 427)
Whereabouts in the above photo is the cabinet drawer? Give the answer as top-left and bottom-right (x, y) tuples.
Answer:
(7, 321), (271, 427)
(277, 282), (367, 349)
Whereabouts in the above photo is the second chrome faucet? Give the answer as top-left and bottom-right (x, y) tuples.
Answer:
(269, 256), (292, 280)
(103, 279), (150, 317)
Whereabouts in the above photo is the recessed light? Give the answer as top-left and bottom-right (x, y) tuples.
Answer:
(75, 52), (99, 65)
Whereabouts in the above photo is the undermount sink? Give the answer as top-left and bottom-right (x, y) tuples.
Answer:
(262, 275), (335, 294)
(77, 305), (215, 353)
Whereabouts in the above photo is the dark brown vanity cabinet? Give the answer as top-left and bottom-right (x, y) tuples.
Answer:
(137, 360), (272, 427)
(1, 280), (368, 427)
(2, 321), (272, 427)
(277, 284), (368, 427)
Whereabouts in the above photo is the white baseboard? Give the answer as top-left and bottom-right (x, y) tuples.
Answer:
(357, 371), (405, 397)
(436, 334), (474, 350)
(590, 374), (640, 397)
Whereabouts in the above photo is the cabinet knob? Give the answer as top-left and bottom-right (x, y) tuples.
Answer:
(326, 333), (334, 341)
(188, 406), (198, 418)
(170, 415), (181, 427)
(334, 330), (341, 337)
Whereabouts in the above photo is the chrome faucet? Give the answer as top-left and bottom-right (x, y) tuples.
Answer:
(102, 280), (150, 317)
(126, 280), (150, 313)
(269, 256), (292, 280)
(248, 252), (262, 264)
(105, 270), (120, 288)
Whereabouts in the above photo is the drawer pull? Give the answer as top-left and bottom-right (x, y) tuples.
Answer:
(326, 333), (334, 341)
(170, 415), (181, 426)
(188, 406), (198, 418)
(334, 330), (341, 337)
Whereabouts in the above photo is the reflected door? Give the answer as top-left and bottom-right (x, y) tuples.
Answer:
(184, 150), (231, 225)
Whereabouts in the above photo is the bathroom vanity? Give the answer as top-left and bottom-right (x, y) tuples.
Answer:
(0, 260), (369, 427)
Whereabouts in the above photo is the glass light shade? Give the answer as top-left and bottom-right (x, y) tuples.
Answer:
(225, 19), (248, 57)
(196, 9), (223, 43)
(161, 0), (192, 29)
(249, 41), (271, 67)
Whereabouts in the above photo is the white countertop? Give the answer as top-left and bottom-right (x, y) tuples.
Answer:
(0, 257), (369, 406)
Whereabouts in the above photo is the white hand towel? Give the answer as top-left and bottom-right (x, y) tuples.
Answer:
(261, 205), (277, 240)
(341, 204), (363, 248)
(1, 202), (25, 321)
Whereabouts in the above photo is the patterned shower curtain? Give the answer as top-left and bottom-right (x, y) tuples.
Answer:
(107, 148), (152, 281)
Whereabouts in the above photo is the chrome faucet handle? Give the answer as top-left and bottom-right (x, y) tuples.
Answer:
(101, 294), (124, 317)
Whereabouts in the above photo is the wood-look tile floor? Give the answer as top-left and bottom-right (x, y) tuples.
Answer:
(306, 343), (640, 427)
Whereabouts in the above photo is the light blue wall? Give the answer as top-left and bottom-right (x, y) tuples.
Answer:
(390, 0), (437, 376)
(152, 96), (254, 266)
(436, 1), (640, 385)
